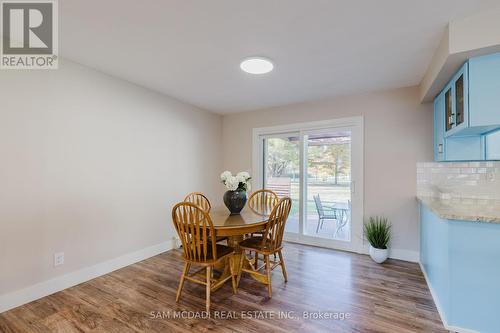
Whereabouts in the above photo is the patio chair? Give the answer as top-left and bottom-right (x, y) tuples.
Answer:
(313, 194), (342, 233)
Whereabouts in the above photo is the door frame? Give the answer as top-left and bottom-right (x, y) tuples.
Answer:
(252, 116), (364, 253)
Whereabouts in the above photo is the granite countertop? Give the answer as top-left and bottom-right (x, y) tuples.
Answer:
(417, 196), (500, 223)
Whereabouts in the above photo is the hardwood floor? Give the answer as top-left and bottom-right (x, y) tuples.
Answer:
(0, 243), (446, 333)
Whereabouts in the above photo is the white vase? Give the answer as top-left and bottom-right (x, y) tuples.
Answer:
(369, 245), (389, 263)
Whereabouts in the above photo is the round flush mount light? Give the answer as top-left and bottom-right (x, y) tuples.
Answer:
(240, 57), (274, 74)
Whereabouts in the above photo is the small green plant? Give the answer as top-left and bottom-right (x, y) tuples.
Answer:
(364, 217), (391, 249)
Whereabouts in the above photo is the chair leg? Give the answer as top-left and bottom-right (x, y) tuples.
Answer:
(176, 262), (190, 302)
(206, 266), (211, 313)
(237, 251), (245, 287)
(277, 250), (288, 282)
(265, 255), (272, 298)
(254, 251), (259, 270)
(316, 218), (321, 233)
(229, 257), (237, 294)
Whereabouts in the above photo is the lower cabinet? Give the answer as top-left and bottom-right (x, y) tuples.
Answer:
(420, 204), (500, 332)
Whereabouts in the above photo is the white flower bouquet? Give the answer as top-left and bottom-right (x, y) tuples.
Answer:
(220, 171), (251, 192)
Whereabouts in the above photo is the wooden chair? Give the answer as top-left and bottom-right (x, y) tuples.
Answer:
(184, 192), (211, 212)
(237, 197), (292, 298)
(248, 189), (279, 214)
(184, 192), (227, 243)
(172, 202), (236, 312)
(247, 189), (279, 268)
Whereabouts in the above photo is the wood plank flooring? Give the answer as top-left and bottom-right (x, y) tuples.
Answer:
(0, 243), (446, 333)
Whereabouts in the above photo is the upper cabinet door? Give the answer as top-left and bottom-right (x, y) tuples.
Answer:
(468, 53), (500, 128)
(444, 84), (454, 134)
(445, 63), (468, 137)
(454, 66), (468, 130)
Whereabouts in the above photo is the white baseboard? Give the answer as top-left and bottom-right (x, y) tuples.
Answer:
(359, 244), (419, 263)
(284, 237), (419, 263)
(419, 263), (479, 333)
(388, 248), (419, 263)
(0, 240), (174, 314)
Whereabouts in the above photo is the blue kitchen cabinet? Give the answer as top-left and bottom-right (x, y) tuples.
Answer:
(433, 52), (500, 161)
(420, 203), (500, 333)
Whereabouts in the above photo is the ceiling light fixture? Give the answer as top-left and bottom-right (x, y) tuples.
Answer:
(240, 57), (274, 74)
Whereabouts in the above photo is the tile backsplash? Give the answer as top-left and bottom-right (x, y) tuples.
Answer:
(417, 161), (500, 200)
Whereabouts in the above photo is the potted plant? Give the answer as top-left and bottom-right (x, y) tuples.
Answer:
(364, 216), (391, 263)
(220, 171), (251, 215)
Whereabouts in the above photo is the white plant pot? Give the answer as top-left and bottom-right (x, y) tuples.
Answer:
(369, 245), (389, 263)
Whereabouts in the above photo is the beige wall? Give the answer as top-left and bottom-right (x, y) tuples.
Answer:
(0, 60), (222, 296)
(222, 86), (433, 258)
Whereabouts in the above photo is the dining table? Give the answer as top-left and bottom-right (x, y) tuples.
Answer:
(208, 206), (272, 290)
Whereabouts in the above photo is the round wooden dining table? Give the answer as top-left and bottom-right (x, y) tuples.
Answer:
(209, 206), (271, 289)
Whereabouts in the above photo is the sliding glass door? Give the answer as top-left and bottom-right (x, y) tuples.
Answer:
(254, 118), (363, 253)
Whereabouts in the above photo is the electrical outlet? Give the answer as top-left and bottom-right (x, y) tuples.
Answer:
(173, 236), (181, 248)
(54, 252), (64, 267)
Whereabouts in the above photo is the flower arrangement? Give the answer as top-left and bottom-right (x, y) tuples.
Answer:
(220, 171), (251, 192)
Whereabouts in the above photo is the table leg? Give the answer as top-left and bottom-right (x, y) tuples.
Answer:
(212, 235), (264, 291)
(211, 235), (241, 292)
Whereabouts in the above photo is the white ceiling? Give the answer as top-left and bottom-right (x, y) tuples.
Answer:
(60, 0), (498, 114)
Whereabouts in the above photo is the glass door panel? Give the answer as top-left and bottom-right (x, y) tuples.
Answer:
(455, 74), (464, 126)
(263, 135), (300, 234)
(445, 87), (453, 131)
(305, 131), (352, 241)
